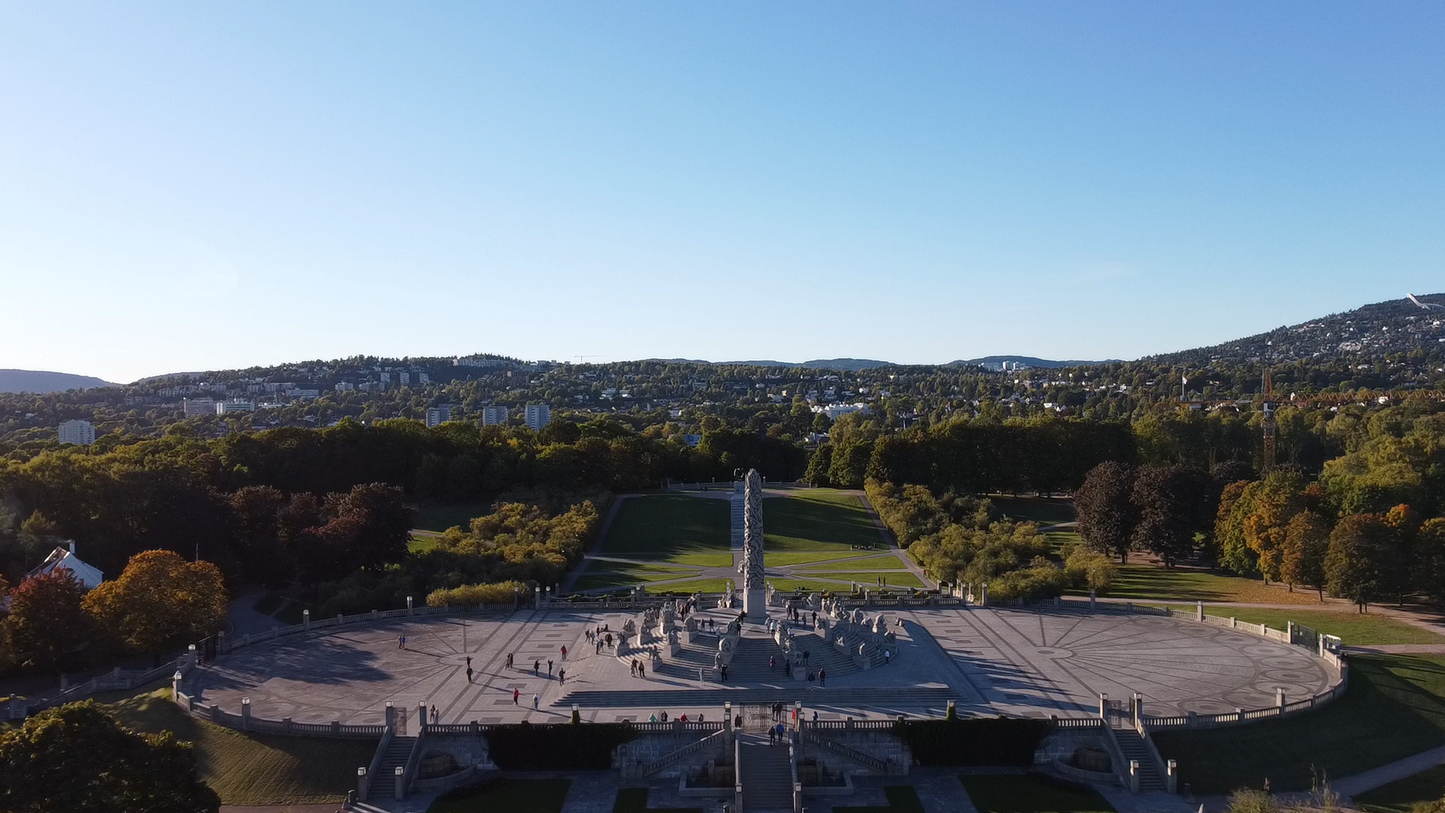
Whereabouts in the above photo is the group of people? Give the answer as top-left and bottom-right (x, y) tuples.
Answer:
(646, 710), (704, 723)
(629, 659), (647, 678)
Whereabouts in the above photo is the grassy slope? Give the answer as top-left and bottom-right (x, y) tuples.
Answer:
(795, 553), (908, 571)
(959, 775), (1115, 813)
(764, 493), (888, 552)
(1356, 763), (1445, 812)
(1155, 655), (1445, 794)
(414, 500), (495, 533)
(989, 496), (1078, 526)
(1092, 564), (1325, 605)
(427, 777), (571, 813)
(103, 686), (375, 804)
(1188, 607), (1444, 646)
(791, 571), (925, 588)
(596, 494), (731, 559)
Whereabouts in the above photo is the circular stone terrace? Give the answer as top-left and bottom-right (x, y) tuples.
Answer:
(192, 604), (1337, 726)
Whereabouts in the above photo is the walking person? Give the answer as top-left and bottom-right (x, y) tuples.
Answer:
(638, 660), (645, 679)
(558, 667), (566, 685)
(769, 655), (775, 672)
(513, 688), (520, 705)
(884, 649), (891, 666)
(466, 666), (474, 683)
(397, 635), (404, 649)
(561, 645), (567, 661)
(534, 659), (540, 676)
(548, 659), (554, 676)
(818, 668), (826, 687)
(720, 664), (727, 683)
(430, 705), (438, 724)
(533, 693), (539, 710)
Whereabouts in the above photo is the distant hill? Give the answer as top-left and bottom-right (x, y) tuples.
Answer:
(949, 355), (1120, 370)
(725, 358), (895, 371)
(1145, 293), (1445, 366)
(644, 358), (895, 371)
(0, 370), (117, 394)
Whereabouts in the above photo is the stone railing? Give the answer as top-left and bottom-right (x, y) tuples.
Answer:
(1021, 597), (1350, 732)
(800, 729), (892, 774)
(8, 657), (191, 719)
(633, 728), (730, 779)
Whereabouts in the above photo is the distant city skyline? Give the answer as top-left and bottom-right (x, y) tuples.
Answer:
(2, 3), (1442, 384)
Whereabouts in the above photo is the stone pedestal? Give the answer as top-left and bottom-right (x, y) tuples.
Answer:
(744, 588), (767, 622)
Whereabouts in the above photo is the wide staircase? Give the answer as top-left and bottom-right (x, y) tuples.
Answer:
(556, 685), (952, 710)
(738, 733), (794, 812)
(647, 626), (860, 684)
(1112, 728), (1164, 792)
(366, 735), (416, 799)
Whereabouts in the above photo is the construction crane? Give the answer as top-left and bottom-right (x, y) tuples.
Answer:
(1261, 368), (1277, 472)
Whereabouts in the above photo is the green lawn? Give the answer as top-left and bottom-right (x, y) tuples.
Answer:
(764, 493), (888, 552)
(1356, 763), (1445, 812)
(1154, 655), (1445, 794)
(612, 786), (703, 813)
(415, 499), (494, 533)
(1089, 564), (1324, 605)
(597, 494), (731, 560)
(103, 686), (376, 804)
(643, 578), (734, 594)
(409, 532), (442, 553)
(1182, 607), (1443, 646)
(834, 785), (926, 813)
(766, 551), (873, 566)
(959, 774), (1115, 813)
(427, 777), (571, 813)
(792, 571), (925, 589)
(989, 496), (1078, 526)
(795, 553), (908, 571)
(571, 566), (702, 592)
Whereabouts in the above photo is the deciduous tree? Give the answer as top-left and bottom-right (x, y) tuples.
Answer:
(6, 570), (90, 670)
(1281, 510), (1330, 598)
(82, 551), (227, 656)
(1076, 461), (1136, 562)
(0, 701), (219, 813)
(1326, 513), (1399, 612)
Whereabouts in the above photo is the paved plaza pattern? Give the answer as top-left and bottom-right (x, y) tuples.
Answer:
(193, 604), (1336, 726)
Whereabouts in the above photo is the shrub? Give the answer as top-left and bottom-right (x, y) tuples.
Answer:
(485, 722), (637, 769)
(426, 580), (531, 607)
(893, 717), (1050, 766)
(1062, 544), (1117, 591)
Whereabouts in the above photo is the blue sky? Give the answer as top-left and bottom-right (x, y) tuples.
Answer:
(2, 3), (1442, 383)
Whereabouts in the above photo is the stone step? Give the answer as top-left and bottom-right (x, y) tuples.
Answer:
(739, 735), (794, 811)
(557, 686), (954, 710)
(367, 736), (417, 798)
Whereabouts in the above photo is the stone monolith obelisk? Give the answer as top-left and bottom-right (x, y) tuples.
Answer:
(742, 469), (766, 621)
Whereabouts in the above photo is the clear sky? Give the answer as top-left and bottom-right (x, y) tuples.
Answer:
(2, 3), (1442, 383)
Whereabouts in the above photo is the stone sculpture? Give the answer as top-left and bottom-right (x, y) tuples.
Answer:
(741, 469), (766, 620)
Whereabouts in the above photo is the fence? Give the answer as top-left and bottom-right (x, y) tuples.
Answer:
(1042, 598), (1352, 732)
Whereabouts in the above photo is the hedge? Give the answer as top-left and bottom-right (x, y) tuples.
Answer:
(893, 717), (1051, 766)
(485, 722), (637, 770)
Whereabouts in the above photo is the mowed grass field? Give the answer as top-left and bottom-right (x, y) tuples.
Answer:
(596, 494), (731, 561)
(100, 685), (375, 804)
(959, 774), (1115, 813)
(1178, 607), (1444, 646)
(414, 499), (494, 533)
(1154, 655), (1445, 793)
(764, 492), (889, 564)
(1091, 564), (1326, 605)
(427, 777), (571, 813)
(988, 496), (1078, 526)
(1356, 764), (1445, 812)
